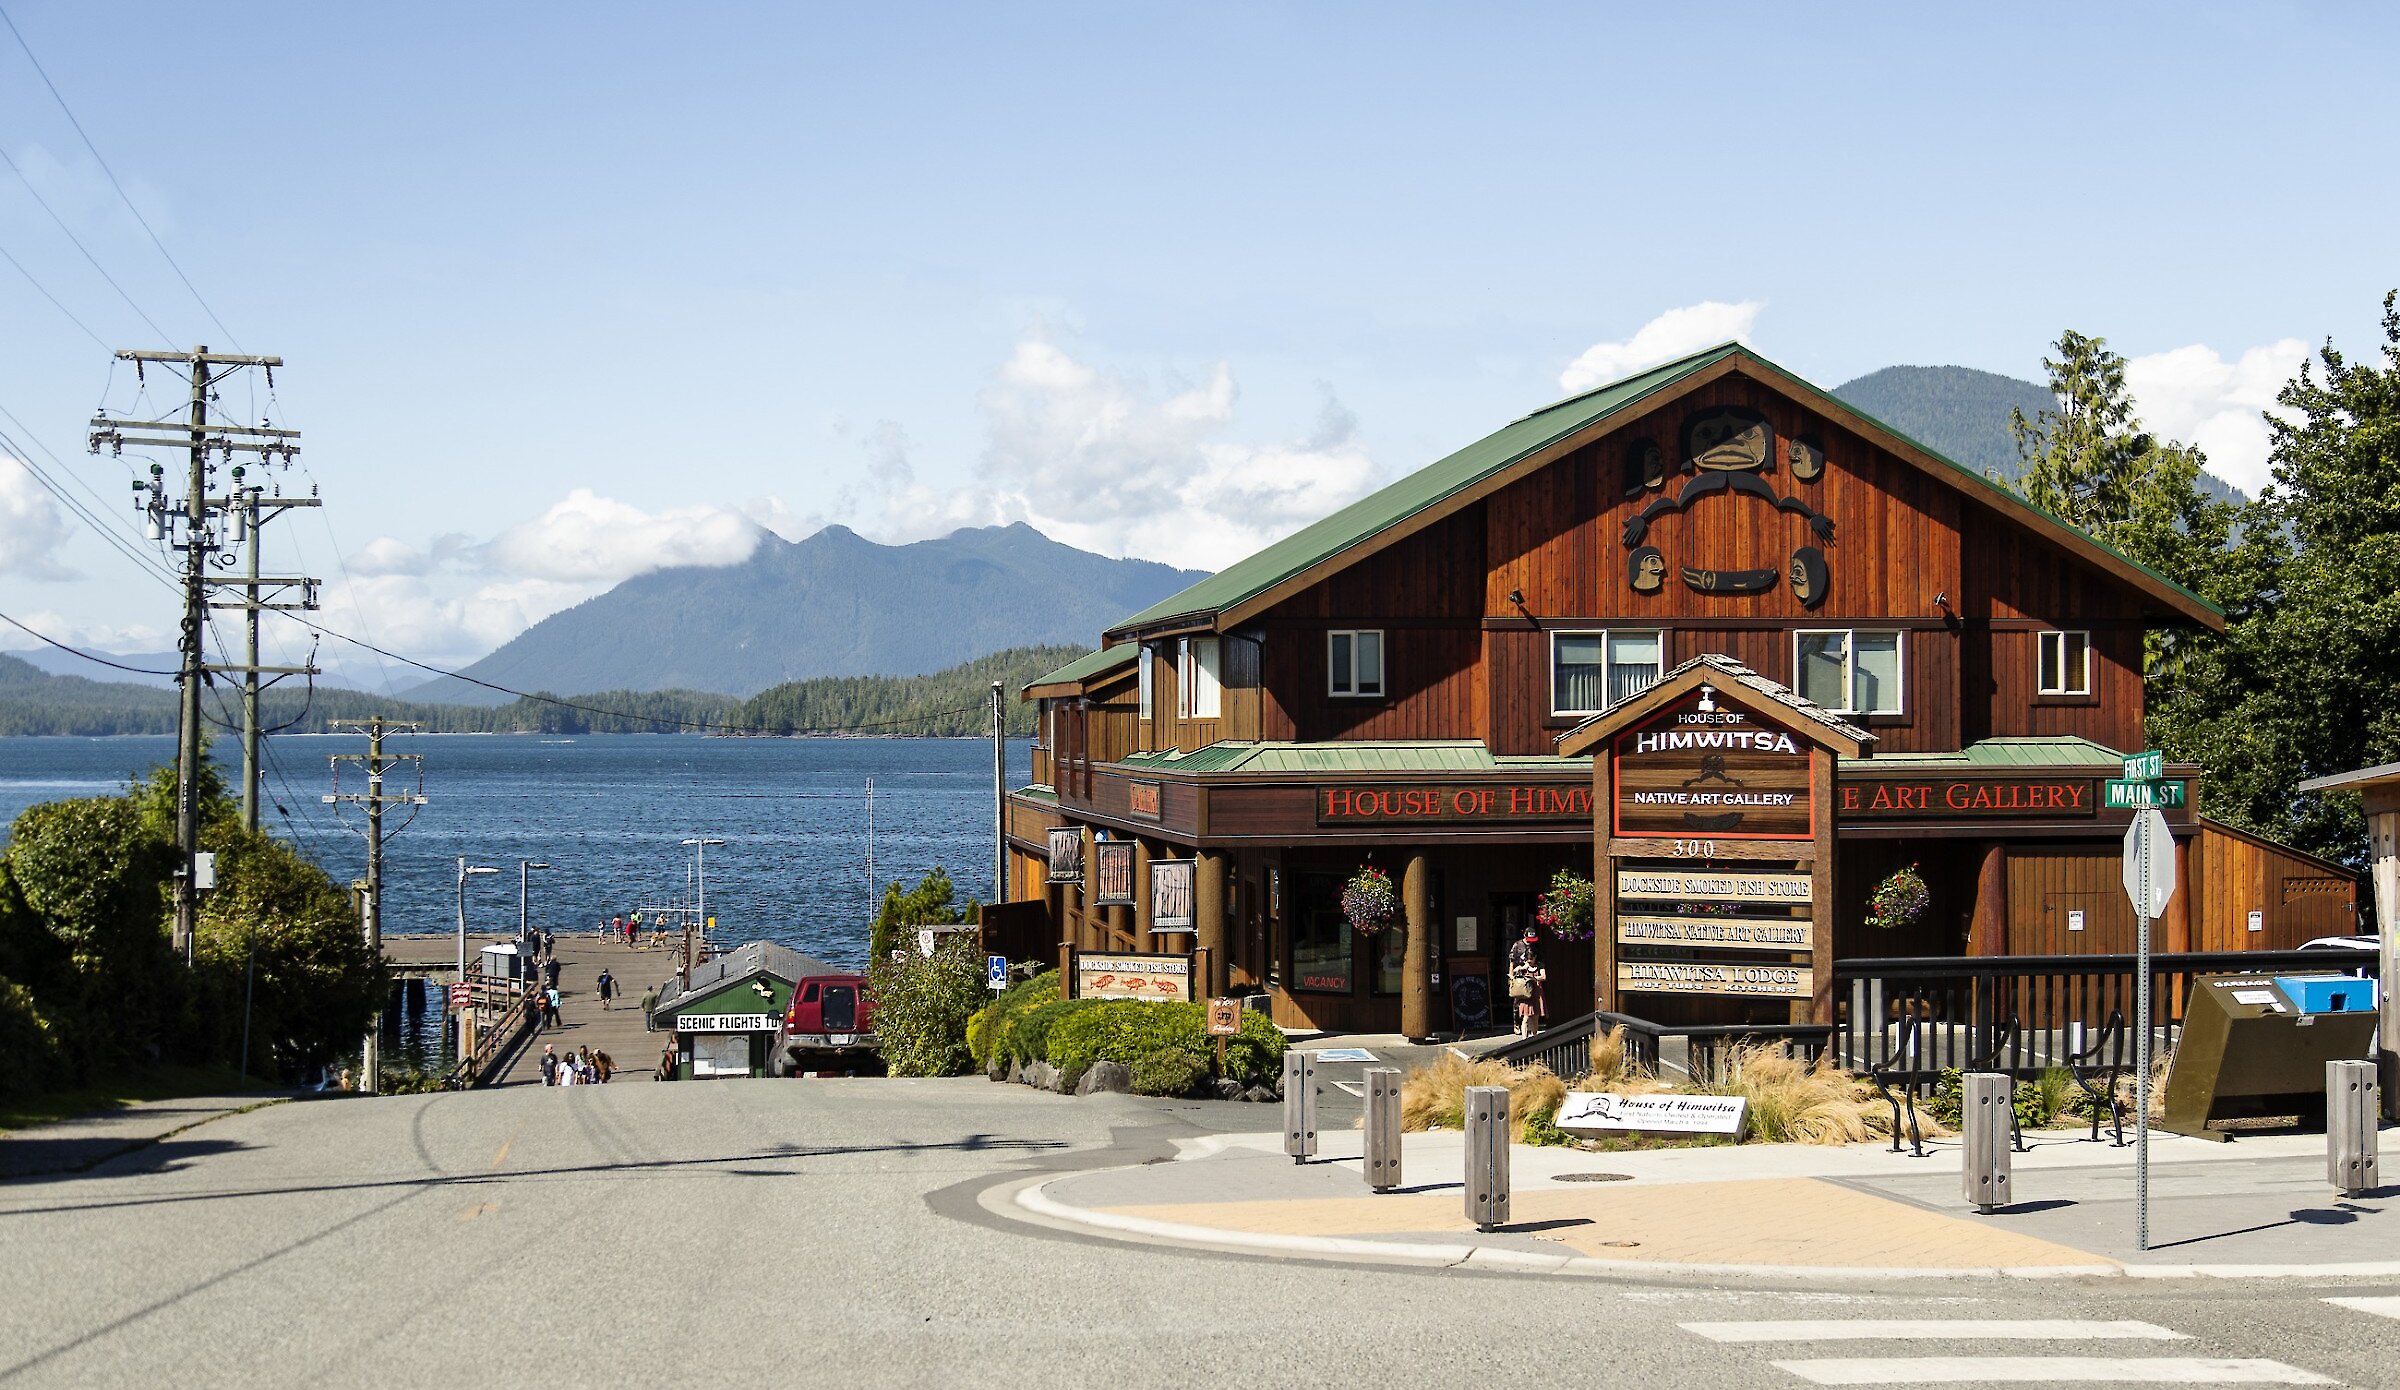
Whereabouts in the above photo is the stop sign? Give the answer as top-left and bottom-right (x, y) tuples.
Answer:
(2121, 807), (2176, 918)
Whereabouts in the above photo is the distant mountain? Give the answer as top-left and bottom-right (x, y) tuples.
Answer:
(1832, 364), (2244, 504)
(399, 523), (1204, 706)
(10, 647), (183, 688)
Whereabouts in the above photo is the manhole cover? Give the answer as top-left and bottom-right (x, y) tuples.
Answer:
(1555, 1172), (1634, 1183)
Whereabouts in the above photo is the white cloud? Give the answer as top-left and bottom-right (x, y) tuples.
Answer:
(348, 536), (431, 576)
(0, 609), (165, 655)
(2125, 338), (2309, 496)
(0, 456), (76, 580)
(480, 489), (763, 583)
(1559, 301), (1763, 395)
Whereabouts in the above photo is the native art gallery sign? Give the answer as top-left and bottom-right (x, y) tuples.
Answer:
(1617, 914), (1813, 951)
(1839, 778), (2099, 820)
(1315, 783), (1591, 826)
(1611, 695), (1813, 840)
(1617, 960), (1812, 998)
(1616, 869), (1813, 903)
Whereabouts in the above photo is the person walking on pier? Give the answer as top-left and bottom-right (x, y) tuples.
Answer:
(540, 1044), (559, 1086)
(597, 970), (616, 1011)
(543, 985), (562, 1028)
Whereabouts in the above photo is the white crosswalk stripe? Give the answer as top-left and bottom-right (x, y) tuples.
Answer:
(2322, 1296), (2400, 1320)
(1683, 1319), (2186, 1344)
(1676, 1315), (2338, 1386)
(1766, 1358), (2336, 1386)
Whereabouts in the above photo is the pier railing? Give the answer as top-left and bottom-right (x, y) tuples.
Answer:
(446, 973), (534, 1088)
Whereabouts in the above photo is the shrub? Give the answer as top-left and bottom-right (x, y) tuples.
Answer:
(1009, 996), (1102, 1068)
(866, 934), (989, 1076)
(1397, 1052), (1567, 1143)
(1130, 1046), (1209, 1097)
(967, 969), (1060, 1074)
(1581, 1023), (1644, 1085)
(1040, 999), (1286, 1089)
(0, 975), (59, 1097)
(1694, 1043), (1871, 1145)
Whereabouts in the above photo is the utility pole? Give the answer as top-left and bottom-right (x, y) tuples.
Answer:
(992, 679), (1007, 905)
(215, 476), (320, 831)
(92, 347), (304, 957)
(518, 860), (551, 942)
(325, 718), (424, 1094)
(681, 837), (724, 961)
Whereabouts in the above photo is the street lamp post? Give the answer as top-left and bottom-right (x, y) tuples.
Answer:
(681, 837), (725, 958)
(518, 859), (552, 943)
(455, 858), (501, 982)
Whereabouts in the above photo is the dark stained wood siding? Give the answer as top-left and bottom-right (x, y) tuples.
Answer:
(2193, 818), (2359, 950)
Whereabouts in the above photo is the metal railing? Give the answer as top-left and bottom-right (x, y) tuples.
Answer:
(1830, 949), (2375, 1084)
(444, 973), (533, 1089)
(1485, 1009), (1833, 1080)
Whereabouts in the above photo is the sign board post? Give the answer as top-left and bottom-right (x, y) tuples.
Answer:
(987, 955), (1008, 992)
(2122, 804), (2174, 1251)
(1206, 996), (1240, 1072)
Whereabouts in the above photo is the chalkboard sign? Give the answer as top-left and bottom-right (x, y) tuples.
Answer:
(1449, 974), (1492, 1032)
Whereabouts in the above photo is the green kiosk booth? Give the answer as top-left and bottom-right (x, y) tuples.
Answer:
(651, 941), (833, 1080)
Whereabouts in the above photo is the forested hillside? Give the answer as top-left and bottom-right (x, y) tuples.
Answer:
(0, 646), (1087, 738)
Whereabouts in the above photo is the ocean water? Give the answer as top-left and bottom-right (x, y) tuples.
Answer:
(0, 733), (1027, 972)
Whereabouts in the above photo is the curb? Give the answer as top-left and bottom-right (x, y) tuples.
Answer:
(1012, 1168), (2400, 1283)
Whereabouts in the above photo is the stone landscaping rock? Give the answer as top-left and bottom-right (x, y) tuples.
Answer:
(1075, 1060), (1132, 1096)
(1023, 1061), (1059, 1091)
(1212, 1077), (1244, 1101)
(1240, 1084), (1278, 1104)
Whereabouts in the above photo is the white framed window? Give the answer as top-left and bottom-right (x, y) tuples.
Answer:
(1328, 629), (1384, 698)
(1137, 645), (1155, 721)
(1794, 628), (1903, 715)
(2038, 630), (2091, 695)
(1550, 629), (1665, 715)
(1179, 637), (1222, 718)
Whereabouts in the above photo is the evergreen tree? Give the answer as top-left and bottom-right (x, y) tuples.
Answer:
(2146, 292), (2400, 880)
(2011, 331), (2157, 537)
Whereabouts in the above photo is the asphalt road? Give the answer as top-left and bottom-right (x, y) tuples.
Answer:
(0, 1079), (2395, 1388)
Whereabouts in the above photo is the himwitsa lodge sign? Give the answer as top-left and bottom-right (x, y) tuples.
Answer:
(1610, 694), (1812, 840)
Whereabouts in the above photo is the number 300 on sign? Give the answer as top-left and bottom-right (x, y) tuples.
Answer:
(1669, 839), (1717, 858)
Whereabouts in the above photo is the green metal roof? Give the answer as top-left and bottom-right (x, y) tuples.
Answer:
(1105, 346), (1741, 636)
(1021, 643), (1134, 692)
(1853, 736), (2128, 770)
(1113, 740), (1587, 776)
(1103, 342), (2220, 638)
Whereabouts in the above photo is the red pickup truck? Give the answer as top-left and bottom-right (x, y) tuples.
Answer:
(772, 972), (877, 1075)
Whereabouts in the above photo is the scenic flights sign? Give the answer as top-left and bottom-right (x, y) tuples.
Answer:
(1611, 692), (1812, 840)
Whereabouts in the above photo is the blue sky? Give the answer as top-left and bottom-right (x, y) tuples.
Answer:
(0, 3), (2392, 683)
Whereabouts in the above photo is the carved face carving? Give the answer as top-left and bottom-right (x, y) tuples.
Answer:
(1628, 438), (1666, 493)
(1685, 408), (1771, 473)
(1789, 546), (1828, 609)
(1788, 435), (1825, 482)
(1629, 546), (1665, 593)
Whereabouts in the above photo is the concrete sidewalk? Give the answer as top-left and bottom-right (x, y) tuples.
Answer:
(1020, 1123), (2400, 1280)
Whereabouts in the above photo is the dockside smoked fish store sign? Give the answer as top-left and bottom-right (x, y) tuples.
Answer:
(1617, 869), (1813, 903)
(1316, 783), (1590, 826)
(1838, 778), (2097, 819)
(1612, 696), (1812, 840)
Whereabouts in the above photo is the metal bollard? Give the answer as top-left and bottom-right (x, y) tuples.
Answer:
(1962, 1071), (2013, 1214)
(1282, 1051), (1317, 1164)
(1464, 1085), (1510, 1232)
(2328, 1059), (2381, 1197)
(1363, 1067), (1402, 1192)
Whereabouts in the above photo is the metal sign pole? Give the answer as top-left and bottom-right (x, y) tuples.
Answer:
(2136, 894), (2151, 1253)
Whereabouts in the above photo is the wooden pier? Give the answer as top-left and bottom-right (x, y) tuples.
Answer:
(384, 930), (692, 1086)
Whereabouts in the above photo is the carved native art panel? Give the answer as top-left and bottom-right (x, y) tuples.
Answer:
(1619, 407), (1835, 606)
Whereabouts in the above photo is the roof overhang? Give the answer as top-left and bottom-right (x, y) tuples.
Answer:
(1556, 654), (1874, 760)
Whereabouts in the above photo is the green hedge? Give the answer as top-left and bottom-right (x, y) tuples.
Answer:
(1008, 996), (1102, 1067)
(865, 935), (989, 1077)
(1131, 1046), (1210, 1097)
(1043, 999), (1285, 1089)
(966, 969), (1060, 1073)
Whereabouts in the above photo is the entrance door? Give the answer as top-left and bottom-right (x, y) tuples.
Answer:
(1493, 892), (1594, 1027)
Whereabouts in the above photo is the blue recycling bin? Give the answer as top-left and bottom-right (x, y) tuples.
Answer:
(2272, 976), (2379, 1014)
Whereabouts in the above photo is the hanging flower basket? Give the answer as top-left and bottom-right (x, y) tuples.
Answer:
(1340, 865), (1398, 934)
(1867, 864), (1931, 931)
(1533, 869), (1596, 942)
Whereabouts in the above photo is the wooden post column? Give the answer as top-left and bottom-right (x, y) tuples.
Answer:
(1195, 849), (1228, 996)
(1969, 841), (2007, 957)
(1132, 838), (1154, 953)
(1401, 852), (1433, 1040)
(2370, 806), (2400, 1121)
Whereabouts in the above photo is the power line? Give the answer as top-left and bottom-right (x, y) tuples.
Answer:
(0, 235), (109, 348)
(0, 2), (238, 347)
(282, 611), (991, 735)
(0, 608), (174, 673)
(0, 144), (178, 344)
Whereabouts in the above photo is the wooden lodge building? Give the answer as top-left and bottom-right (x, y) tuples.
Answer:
(1001, 344), (2357, 1036)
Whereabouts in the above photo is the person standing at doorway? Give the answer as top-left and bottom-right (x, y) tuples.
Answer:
(1507, 929), (1547, 1037)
